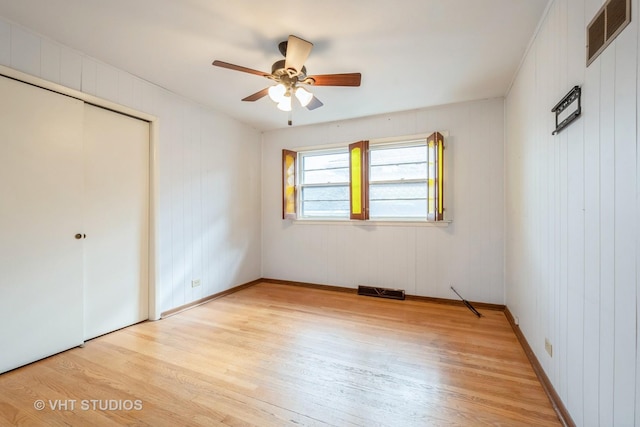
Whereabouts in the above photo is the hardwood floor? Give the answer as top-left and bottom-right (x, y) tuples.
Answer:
(0, 282), (560, 426)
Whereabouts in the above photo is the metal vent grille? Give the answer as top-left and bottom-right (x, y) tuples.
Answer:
(588, 13), (606, 61)
(587, 0), (631, 66)
(607, 0), (629, 38)
(357, 285), (406, 300)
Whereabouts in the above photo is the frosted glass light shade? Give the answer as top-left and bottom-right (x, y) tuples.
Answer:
(268, 84), (286, 102)
(277, 96), (292, 111)
(295, 86), (313, 107)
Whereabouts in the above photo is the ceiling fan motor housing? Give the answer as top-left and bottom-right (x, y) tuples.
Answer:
(271, 59), (307, 79)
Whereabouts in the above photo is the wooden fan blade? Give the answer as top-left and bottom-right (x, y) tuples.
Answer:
(242, 88), (270, 102)
(212, 60), (270, 77)
(284, 35), (313, 76)
(306, 96), (324, 111)
(308, 73), (361, 86)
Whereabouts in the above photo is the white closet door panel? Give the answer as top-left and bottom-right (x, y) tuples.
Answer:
(83, 104), (149, 340)
(0, 75), (84, 374)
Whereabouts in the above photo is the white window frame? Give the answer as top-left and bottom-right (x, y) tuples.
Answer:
(297, 147), (350, 219)
(368, 138), (429, 221)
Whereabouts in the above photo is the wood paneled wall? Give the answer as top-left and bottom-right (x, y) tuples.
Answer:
(505, 0), (640, 425)
(262, 99), (506, 304)
(0, 18), (262, 318)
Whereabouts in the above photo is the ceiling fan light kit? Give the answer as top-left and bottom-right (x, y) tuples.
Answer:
(212, 35), (361, 124)
(294, 86), (313, 107)
(268, 84), (286, 103)
(277, 95), (291, 112)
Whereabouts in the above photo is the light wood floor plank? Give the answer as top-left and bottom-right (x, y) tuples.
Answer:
(0, 282), (560, 426)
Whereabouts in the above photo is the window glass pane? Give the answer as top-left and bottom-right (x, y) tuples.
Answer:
(300, 151), (350, 218)
(370, 182), (427, 200)
(370, 199), (427, 218)
(370, 145), (427, 166)
(370, 163), (427, 181)
(369, 143), (428, 219)
(302, 152), (349, 184)
(302, 200), (349, 217)
(303, 152), (349, 171)
(370, 145), (427, 181)
(302, 185), (349, 201)
(304, 168), (349, 184)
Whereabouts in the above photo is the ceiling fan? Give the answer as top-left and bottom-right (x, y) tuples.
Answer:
(212, 35), (361, 121)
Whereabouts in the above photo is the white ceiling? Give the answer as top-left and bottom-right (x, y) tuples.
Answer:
(0, 0), (549, 131)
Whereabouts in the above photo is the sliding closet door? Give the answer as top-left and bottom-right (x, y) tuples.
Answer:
(0, 76), (85, 374)
(83, 104), (149, 340)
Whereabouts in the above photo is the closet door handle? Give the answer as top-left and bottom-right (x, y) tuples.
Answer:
(75, 233), (86, 239)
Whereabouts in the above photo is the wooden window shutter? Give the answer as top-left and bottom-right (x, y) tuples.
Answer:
(349, 140), (369, 220)
(282, 149), (297, 219)
(427, 132), (444, 221)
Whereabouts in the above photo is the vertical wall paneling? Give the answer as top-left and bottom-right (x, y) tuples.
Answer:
(182, 104), (194, 303)
(193, 109), (204, 301)
(583, 0), (603, 422)
(598, 44), (616, 427)
(95, 62), (119, 103)
(140, 79), (157, 116)
(566, 0), (586, 422)
(59, 48), (82, 91)
(506, 0), (640, 424)
(0, 17), (262, 318)
(117, 71), (136, 110)
(39, 38), (60, 84)
(612, 6), (637, 424)
(130, 77), (144, 112)
(81, 56), (97, 95)
(505, 47), (537, 345)
(556, 1), (570, 399)
(535, 11), (553, 380)
(10, 25), (39, 76)
(171, 101), (187, 307)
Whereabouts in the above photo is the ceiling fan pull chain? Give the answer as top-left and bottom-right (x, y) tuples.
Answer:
(288, 110), (293, 126)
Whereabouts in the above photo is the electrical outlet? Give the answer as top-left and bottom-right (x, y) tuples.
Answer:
(191, 279), (201, 288)
(545, 338), (553, 357)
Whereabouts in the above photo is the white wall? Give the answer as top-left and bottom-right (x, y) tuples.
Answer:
(262, 99), (505, 304)
(505, 0), (640, 425)
(0, 17), (262, 316)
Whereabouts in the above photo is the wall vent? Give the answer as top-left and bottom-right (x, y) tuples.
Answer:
(357, 285), (405, 300)
(587, 0), (631, 66)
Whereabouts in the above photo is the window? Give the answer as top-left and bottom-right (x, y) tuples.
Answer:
(299, 149), (350, 218)
(282, 132), (445, 221)
(369, 142), (428, 219)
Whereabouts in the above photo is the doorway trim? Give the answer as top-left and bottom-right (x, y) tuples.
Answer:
(0, 64), (161, 320)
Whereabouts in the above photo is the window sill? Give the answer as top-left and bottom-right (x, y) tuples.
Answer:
(290, 219), (452, 227)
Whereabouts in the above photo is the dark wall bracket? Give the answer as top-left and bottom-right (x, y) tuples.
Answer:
(551, 86), (581, 135)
